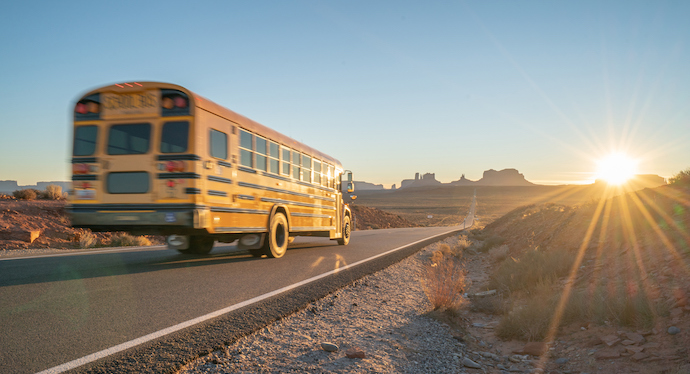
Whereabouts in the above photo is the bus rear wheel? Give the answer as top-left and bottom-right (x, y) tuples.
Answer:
(262, 213), (288, 258)
(337, 215), (351, 245)
(177, 235), (214, 255)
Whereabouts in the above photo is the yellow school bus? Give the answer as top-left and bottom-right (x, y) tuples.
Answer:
(68, 82), (353, 258)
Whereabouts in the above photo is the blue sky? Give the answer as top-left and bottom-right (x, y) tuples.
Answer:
(1, 0), (688, 187)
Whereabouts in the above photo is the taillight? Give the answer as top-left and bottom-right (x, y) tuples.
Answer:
(73, 163), (89, 174)
(164, 161), (185, 172)
(161, 89), (190, 116)
(75, 94), (101, 120)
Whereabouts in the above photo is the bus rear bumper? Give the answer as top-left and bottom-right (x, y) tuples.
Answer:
(67, 204), (204, 235)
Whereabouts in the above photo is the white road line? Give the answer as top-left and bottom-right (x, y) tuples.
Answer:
(36, 226), (464, 374)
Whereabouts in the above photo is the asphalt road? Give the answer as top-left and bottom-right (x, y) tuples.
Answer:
(0, 225), (468, 374)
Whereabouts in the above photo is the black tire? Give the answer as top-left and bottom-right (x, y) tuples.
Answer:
(262, 213), (289, 258)
(337, 215), (351, 245)
(177, 235), (214, 255)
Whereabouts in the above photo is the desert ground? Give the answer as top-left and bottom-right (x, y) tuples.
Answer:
(2, 183), (689, 373)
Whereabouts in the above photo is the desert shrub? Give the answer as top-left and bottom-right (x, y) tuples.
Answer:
(78, 231), (98, 248)
(422, 247), (467, 311)
(13, 189), (37, 200)
(43, 184), (64, 200)
(668, 168), (690, 187)
(476, 235), (505, 253)
(563, 283), (668, 328)
(496, 284), (556, 341)
(455, 235), (472, 251)
(108, 233), (152, 247)
(470, 293), (512, 315)
(489, 244), (509, 263)
(489, 247), (574, 293)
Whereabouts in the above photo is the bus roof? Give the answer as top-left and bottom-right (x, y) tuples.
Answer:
(77, 81), (343, 169)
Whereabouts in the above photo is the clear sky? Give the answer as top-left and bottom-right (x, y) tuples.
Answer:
(1, 0), (688, 187)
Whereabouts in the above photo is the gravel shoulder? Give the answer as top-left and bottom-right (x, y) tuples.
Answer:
(176, 236), (541, 374)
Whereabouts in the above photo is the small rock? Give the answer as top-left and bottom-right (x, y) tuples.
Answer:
(625, 346), (644, 354)
(509, 355), (523, 363)
(631, 352), (650, 361)
(320, 342), (339, 352)
(668, 326), (681, 335)
(508, 366), (524, 373)
(463, 357), (482, 369)
(345, 347), (366, 359)
(600, 334), (621, 347)
(625, 332), (645, 344)
(555, 357), (569, 365)
(621, 340), (636, 346)
(531, 369), (545, 374)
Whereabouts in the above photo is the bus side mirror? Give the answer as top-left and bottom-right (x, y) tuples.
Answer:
(347, 182), (354, 193)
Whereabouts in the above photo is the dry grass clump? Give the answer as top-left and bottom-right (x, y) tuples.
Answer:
(13, 189), (38, 200)
(489, 247), (573, 293)
(108, 233), (152, 247)
(668, 167), (690, 186)
(488, 244), (509, 263)
(496, 283), (556, 341)
(42, 184), (65, 200)
(78, 231), (99, 248)
(422, 243), (468, 311)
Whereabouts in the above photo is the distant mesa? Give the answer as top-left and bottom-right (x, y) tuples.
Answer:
(451, 168), (535, 187)
(400, 172), (443, 189)
(352, 181), (385, 191)
(398, 168), (534, 189)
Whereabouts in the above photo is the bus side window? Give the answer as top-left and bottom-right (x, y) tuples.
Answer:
(313, 160), (321, 185)
(302, 156), (312, 183)
(210, 129), (228, 159)
(281, 147), (291, 176)
(256, 137), (267, 172)
(240, 129), (253, 168)
(292, 151), (301, 180)
(269, 141), (279, 174)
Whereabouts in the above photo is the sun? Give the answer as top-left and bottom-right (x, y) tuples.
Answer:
(596, 153), (638, 185)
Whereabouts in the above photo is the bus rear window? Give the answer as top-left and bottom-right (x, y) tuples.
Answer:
(108, 124), (151, 155)
(161, 121), (189, 153)
(107, 172), (149, 194)
(73, 125), (98, 156)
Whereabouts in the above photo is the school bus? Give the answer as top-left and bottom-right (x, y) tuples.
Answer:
(68, 82), (353, 258)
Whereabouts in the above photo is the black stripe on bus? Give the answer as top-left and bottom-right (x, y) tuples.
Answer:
(185, 188), (201, 194)
(215, 227), (267, 233)
(237, 195), (255, 201)
(157, 173), (201, 179)
(72, 157), (98, 163)
(68, 203), (205, 212)
(207, 175), (233, 184)
(238, 166), (257, 174)
(208, 190), (228, 197)
(291, 212), (332, 219)
(210, 206), (270, 215)
(260, 197), (336, 210)
(237, 181), (335, 202)
(218, 161), (232, 168)
(72, 175), (98, 181)
(156, 154), (202, 161)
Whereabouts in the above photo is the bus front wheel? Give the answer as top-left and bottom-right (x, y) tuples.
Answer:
(337, 215), (351, 246)
(177, 235), (214, 255)
(262, 213), (288, 258)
